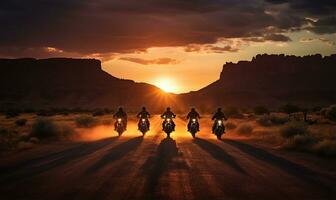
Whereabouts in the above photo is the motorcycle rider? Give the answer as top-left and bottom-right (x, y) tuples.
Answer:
(161, 107), (176, 131)
(211, 107), (227, 133)
(187, 107), (201, 131)
(137, 106), (150, 130)
(113, 107), (127, 130)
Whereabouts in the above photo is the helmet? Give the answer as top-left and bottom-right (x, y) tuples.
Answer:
(217, 107), (222, 112)
(167, 107), (171, 111)
(118, 107), (123, 111)
(142, 106), (146, 110)
(191, 107), (195, 111)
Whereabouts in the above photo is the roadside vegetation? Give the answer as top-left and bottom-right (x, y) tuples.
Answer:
(0, 105), (336, 158)
(0, 108), (117, 154)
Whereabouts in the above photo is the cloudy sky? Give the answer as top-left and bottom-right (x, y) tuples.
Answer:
(1, 0), (335, 93)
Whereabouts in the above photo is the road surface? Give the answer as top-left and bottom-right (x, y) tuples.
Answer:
(0, 116), (335, 200)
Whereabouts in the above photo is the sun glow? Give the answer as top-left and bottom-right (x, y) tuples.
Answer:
(155, 78), (178, 93)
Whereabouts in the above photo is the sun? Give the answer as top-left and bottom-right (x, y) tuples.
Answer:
(155, 78), (177, 93)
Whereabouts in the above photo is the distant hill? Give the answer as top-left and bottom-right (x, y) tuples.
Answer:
(1, 55), (335, 112)
(0, 58), (175, 112)
(180, 54), (336, 109)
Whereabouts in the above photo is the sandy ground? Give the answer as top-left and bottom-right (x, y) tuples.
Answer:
(0, 116), (336, 200)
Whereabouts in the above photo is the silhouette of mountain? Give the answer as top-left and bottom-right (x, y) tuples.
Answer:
(1, 55), (335, 112)
(180, 54), (336, 109)
(0, 58), (174, 112)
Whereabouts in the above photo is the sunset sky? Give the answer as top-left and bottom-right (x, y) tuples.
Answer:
(1, 0), (335, 93)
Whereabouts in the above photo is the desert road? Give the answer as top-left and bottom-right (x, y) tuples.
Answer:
(0, 116), (335, 200)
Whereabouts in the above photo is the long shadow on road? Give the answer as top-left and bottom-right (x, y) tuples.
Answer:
(193, 138), (247, 175)
(0, 137), (119, 185)
(222, 139), (336, 194)
(86, 136), (143, 173)
(141, 136), (188, 199)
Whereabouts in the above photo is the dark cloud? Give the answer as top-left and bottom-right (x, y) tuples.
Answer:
(300, 37), (336, 46)
(119, 57), (179, 65)
(0, 0), (335, 58)
(184, 44), (239, 53)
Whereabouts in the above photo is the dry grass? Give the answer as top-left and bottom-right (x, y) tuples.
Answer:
(257, 113), (289, 126)
(280, 121), (308, 139)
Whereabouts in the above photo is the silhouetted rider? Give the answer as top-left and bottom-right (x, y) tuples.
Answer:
(187, 107), (200, 131)
(211, 108), (227, 133)
(161, 107), (176, 131)
(137, 106), (150, 129)
(113, 107), (127, 130)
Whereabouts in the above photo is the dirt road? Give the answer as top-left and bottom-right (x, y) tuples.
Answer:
(0, 116), (335, 200)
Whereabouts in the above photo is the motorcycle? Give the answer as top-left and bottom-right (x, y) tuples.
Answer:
(163, 117), (174, 137)
(188, 118), (199, 138)
(115, 118), (125, 136)
(138, 118), (149, 135)
(214, 119), (225, 140)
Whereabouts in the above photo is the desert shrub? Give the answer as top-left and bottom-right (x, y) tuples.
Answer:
(256, 114), (288, 126)
(269, 113), (289, 125)
(92, 109), (105, 116)
(256, 115), (272, 126)
(280, 104), (301, 117)
(313, 140), (336, 157)
(225, 122), (237, 130)
(284, 134), (316, 150)
(236, 124), (253, 135)
(60, 111), (69, 116)
(15, 118), (27, 126)
(36, 109), (55, 116)
(5, 111), (19, 118)
(75, 115), (97, 128)
(253, 106), (270, 115)
(30, 118), (58, 139)
(30, 118), (75, 140)
(0, 129), (21, 152)
(325, 105), (336, 121)
(280, 121), (308, 139)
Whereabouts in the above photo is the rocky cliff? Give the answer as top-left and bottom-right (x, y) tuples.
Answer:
(181, 54), (336, 108)
(0, 58), (174, 111)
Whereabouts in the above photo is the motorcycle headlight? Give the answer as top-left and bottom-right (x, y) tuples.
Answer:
(118, 118), (122, 123)
(192, 119), (196, 122)
(142, 118), (146, 122)
(167, 118), (171, 122)
(218, 120), (222, 125)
